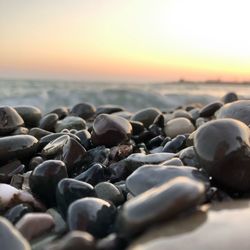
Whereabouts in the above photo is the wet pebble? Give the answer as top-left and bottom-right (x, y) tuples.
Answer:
(55, 116), (86, 132)
(67, 197), (117, 238)
(117, 177), (205, 236)
(75, 163), (110, 186)
(0, 135), (38, 163)
(0, 106), (24, 135)
(56, 178), (96, 217)
(70, 102), (96, 120)
(126, 164), (209, 196)
(199, 101), (223, 117)
(91, 114), (132, 147)
(14, 106), (42, 128)
(39, 113), (59, 132)
(29, 160), (68, 206)
(194, 118), (250, 191)
(41, 135), (86, 174)
(131, 108), (161, 128)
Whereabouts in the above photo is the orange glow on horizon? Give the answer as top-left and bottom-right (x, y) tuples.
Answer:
(1, 0), (250, 82)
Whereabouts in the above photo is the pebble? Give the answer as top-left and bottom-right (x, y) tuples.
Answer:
(29, 160), (68, 206)
(222, 92), (238, 103)
(91, 114), (132, 147)
(4, 204), (33, 224)
(117, 177), (205, 236)
(39, 113), (59, 132)
(164, 117), (195, 138)
(14, 106), (42, 128)
(126, 164), (209, 196)
(216, 100), (250, 125)
(15, 213), (55, 241)
(194, 118), (250, 191)
(0, 106), (24, 135)
(178, 146), (200, 168)
(56, 178), (96, 217)
(55, 116), (86, 132)
(70, 102), (96, 120)
(41, 135), (86, 174)
(95, 182), (124, 205)
(0, 183), (45, 212)
(131, 108), (162, 128)
(162, 134), (186, 153)
(0, 135), (38, 163)
(0, 216), (31, 250)
(75, 163), (110, 186)
(199, 101), (223, 117)
(67, 197), (117, 238)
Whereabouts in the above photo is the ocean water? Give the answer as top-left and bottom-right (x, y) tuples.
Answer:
(0, 79), (249, 112)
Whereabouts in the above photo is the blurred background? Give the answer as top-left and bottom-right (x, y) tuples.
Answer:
(0, 0), (250, 111)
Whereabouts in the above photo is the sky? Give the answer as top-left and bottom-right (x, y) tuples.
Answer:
(1, 0), (250, 82)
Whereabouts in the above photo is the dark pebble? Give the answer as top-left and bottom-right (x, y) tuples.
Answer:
(199, 101), (223, 117)
(91, 114), (132, 147)
(194, 118), (250, 191)
(0, 106), (24, 135)
(126, 164), (209, 196)
(29, 160), (68, 206)
(70, 102), (96, 120)
(56, 178), (96, 217)
(67, 197), (117, 238)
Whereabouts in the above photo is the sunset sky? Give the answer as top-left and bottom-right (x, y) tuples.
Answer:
(1, 0), (250, 82)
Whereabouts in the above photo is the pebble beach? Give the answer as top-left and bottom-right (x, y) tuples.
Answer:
(1, 82), (250, 250)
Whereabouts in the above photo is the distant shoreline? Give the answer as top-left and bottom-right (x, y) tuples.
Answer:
(0, 77), (250, 86)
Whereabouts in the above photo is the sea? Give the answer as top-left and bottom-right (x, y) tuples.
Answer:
(0, 79), (249, 113)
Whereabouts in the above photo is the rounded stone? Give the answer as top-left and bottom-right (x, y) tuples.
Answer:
(0, 106), (24, 135)
(70, 102), (96, 120)
(4, 204), (33, 224)
(95, 182), (124, 205)
(55, 116), (86, 132)
(15, 213), (55, 241)
(39, 113), (59, 132)
(222, 92), (238, 103)
(91, 114), (132, 147)
(164, 118), (195, 138)
(117, 177), (205, 236)
(0, 184), (45, 213)
(0, 135), (38, 163)
(68, 197), (117, 238)
(131, 108), (162, 128)
(194, 118), (250, 191)
(41, 135), (86, 174)
(199, 101), (223, 117)
(29, 160), (68, 206)
(0, 217), (31, 250)
(56, 179), (96, 217)
(14, 106), (42, 127)
(126, 164), (209, 196)
(215, 100), (250, 125)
